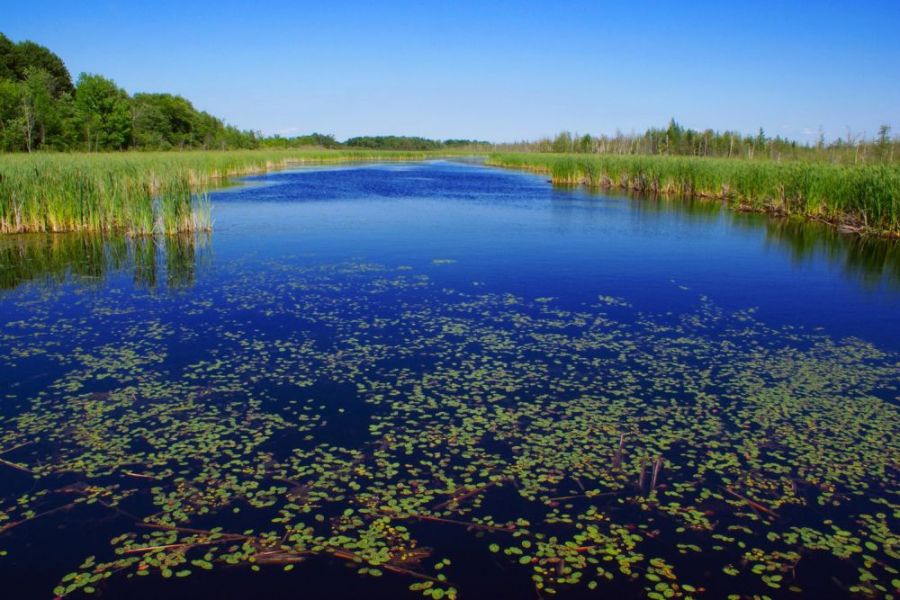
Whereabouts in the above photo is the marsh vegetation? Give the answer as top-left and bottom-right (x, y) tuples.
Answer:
(0, 150), (438, 234)
(1, 260), (898, 600)
(1, 163), (898, 599)
(487, 153), (900, 236)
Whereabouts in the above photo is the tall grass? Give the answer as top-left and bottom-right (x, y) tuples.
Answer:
(487, 153), (900, 235)
(0, 149), (439, 234)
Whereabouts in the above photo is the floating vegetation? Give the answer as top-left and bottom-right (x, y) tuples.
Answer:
(0, 261), (898, 599)
(487, 153), (900, 236)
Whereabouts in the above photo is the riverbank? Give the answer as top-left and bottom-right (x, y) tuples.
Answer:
(5, 149), (899, 237)
(0, 149), (448, 234)
(486, 153), (900, 237)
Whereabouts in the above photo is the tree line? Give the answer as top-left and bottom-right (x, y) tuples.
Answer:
(0, 33), (489, 154)
(0, 33), (259, 152)
(262, 134), (489, 151)
(503, 120), (897, 164)
(2, 32), (894, 162)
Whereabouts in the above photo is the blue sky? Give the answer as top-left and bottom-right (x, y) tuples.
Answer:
(4, 0), (899, 142)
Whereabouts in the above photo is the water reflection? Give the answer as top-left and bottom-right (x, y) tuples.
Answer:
(0, 233), (208, 292)
(761, 220), (900, 288)
(1, 175), (899, 295)
(623, 190), (727, 227)
(576, 185), (900, 288)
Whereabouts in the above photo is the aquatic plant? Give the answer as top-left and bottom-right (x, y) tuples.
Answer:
(0, 149), (442, 234)
(0, 260), (897, 598)
(486, 153), (900, 236)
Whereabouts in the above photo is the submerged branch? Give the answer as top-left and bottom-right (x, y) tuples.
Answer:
(381, 509), (517, 533)
(432, 477), (510, 511)
(0, 457), (35, 475)
(0, 441), (35, 455)
(137, 522), (253, 540)
(0, 502), (77, 535)
(723, 487), (779, 518)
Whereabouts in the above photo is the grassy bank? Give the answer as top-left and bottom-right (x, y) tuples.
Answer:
(487, 153), (900, 235)
(0, 149), (439, 234)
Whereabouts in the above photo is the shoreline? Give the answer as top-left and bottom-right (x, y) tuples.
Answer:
(485, 155), (900, 239)
(0, 150), (454, 235)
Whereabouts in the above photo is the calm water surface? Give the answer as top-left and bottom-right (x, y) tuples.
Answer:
(1, 161), (898, 599)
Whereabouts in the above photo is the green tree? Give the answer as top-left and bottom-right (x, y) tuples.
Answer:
(75, 73), (131, 150)
(551, 131), (573, 153)
(130, 93), (169, 148)
(756, 127), (767, 151)
(14, 40), (74, 96)
(0, 32), (260, 152)
(665, 119), (684, 154)
(0, 35), (73, 95)
(345, 136), (442, 150)
(192, 111), (220, 148)
(577, 133), (593, 153)
(0, 33), (17, 81)
(132, 93), (197, 149)
(0, 78), (25, 151)
(21, 68), (66, 151)
(130, 92), (256, 150)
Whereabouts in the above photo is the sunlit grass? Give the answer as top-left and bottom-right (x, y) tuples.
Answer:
(0, 149), (444, 234)
(487, 153), (900, 235)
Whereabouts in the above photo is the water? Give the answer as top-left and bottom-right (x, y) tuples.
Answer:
(1, 161), (898, 600)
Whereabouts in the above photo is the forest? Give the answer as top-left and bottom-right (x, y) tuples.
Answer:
(0, 34), (487, 153)
(0, 33), (261, 152)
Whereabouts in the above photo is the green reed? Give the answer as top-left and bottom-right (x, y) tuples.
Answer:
(487, 153), (900, 235)
(0, 149), (439, 234)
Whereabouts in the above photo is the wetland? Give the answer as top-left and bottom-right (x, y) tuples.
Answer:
(1, 161), (898, 600)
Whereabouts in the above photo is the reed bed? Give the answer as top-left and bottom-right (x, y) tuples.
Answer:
(0, 149), (437, 234)
(487, 153), (900, 235)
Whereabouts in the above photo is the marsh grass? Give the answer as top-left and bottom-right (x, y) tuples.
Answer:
(487, 153), (900, 235)
(0, 149), (438, 234)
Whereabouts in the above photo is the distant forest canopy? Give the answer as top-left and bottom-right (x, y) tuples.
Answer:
(0, 32), (895, 162)
(0, 32), (490, 154)
(0, 33), (260, 152)
(344, 136), (490, 151)
(499, 121), (898, 164)
(262, 134), (490, 151)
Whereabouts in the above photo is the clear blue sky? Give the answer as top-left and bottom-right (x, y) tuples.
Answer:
(4, 0), (899, 142)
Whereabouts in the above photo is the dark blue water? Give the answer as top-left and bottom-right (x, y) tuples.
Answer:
(212, 161), (899, 347)
(0, 160), (898, 600)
